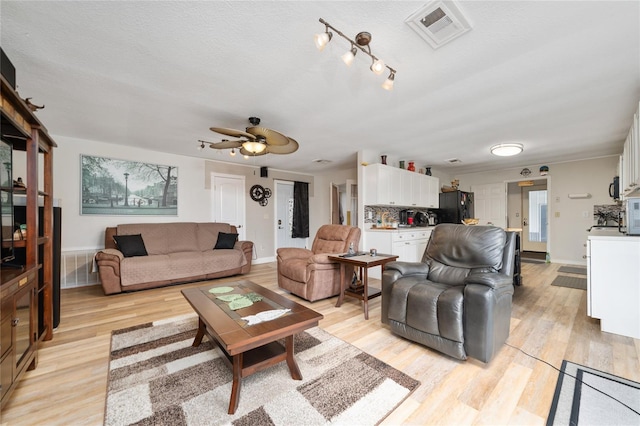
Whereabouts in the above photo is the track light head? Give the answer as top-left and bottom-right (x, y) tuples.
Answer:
(230, 148), (236, 156)
(314, 29), (333, 51)
(198, 141), (205, 151)
(341, 46), (357, 67)
(382, 71), (395, 91)
(370, 59), (385, 75)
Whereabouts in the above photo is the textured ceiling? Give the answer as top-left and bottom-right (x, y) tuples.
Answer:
(2, 1), (639, 174)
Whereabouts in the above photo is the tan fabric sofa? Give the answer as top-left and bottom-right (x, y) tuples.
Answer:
(95, 222), (253, 295)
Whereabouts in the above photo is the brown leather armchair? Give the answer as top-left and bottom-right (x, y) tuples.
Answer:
(277, 224), (361, 302)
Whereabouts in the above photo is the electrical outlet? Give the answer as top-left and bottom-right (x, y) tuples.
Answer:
(555, 211), (560, 218)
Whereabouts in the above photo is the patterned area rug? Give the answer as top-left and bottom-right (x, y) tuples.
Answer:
(105, 315), (420, 426)
(547, 360), (640, 425)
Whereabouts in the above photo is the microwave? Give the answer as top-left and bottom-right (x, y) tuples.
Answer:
(626, 197), (640, 235)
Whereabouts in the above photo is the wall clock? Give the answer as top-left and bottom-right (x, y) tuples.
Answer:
(250, 184), (272, 206)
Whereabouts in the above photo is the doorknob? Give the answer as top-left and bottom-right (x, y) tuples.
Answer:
(236, 225), (242, 228)
(523, 218), (528, 226)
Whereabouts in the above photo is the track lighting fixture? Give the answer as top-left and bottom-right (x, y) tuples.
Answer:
(229, 148), (236, 156)
(315, 18), (397, 90)
(198, 141), (205, 151)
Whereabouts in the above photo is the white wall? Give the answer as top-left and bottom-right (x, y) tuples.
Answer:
(54, 136), (350, 264)
(55, 136), (211, 250)
(455, 156), (619, 265)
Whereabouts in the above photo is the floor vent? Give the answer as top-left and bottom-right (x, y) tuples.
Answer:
(406, 0), (472, 49)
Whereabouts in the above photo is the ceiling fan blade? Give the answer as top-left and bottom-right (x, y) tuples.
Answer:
(246, 126), (289, 146)
(267, 138), (299, 154)
(208, 140), (243, 149)
(239, 146), (267, 156)
(210, 127), (256, 140)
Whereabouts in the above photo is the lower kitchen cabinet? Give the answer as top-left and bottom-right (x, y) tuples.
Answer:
(365, 228), (433, 279)
(0, 268), (38, 408)
(586, 234), (640, 339)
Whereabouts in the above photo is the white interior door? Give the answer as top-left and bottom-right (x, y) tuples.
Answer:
(275, 181), (307, 249)
(211, 174), (245, 241)
(471, 183), (506, 228)
(522, 184), (548, 252)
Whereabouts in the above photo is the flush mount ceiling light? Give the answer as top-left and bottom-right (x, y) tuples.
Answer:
(198, 117), (299, 157)
(490, 143), (523, 157)
(315, 18), (397, 90)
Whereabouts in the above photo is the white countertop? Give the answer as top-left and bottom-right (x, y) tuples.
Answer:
(367, 226), (434, 232)
(587, 228), (640, 240)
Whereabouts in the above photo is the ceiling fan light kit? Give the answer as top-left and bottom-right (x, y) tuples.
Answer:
(198, 117), (298, 157)
(490, 143), (523, 157)
(315, 18), (397, 90)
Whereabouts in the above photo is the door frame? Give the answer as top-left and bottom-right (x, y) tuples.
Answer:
(505, 176), (551, 257)
(274, 179), (308, 252)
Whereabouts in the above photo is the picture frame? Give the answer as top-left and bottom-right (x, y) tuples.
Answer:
(80, 154), (178, 216)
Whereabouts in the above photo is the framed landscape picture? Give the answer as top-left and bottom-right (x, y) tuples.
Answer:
(80, 154), (178, 216)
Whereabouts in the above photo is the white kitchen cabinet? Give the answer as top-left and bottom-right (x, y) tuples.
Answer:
(365, 228), (433, 279)
(620, 102), (640, 198)
(365, 163), (400, 205)
(364, 163), (439, 207)
(586, 234), (640, 339)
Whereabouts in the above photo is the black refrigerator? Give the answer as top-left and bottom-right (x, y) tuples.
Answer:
(438, 191), (474, 224)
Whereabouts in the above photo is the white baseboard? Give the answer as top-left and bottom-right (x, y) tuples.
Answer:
(253, 256), (276, 264)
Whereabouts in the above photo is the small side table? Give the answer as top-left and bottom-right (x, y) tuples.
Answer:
(329, 253), (399, 320)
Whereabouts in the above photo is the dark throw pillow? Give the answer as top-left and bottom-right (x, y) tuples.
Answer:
(214, 232), (238, 249)
(113, 234), (148, 257)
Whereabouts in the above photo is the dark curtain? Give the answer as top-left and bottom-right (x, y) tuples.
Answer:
(292, 181), (309, 238)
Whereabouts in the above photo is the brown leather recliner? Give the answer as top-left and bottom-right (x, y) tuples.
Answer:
(277, 224), (361, 302)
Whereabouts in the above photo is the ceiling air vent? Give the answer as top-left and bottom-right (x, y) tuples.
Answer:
(405, 0), (472, 49)
(446, 158), (463, 164)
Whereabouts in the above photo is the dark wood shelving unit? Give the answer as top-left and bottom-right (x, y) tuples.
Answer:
(1, 74), (57, 409)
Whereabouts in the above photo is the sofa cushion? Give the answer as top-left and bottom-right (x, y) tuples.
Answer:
(119, 249), (248, 287)
(214, 232), (238, 249)
(196, 223), (234, 251)
(117, 223), (199, 255)
(113, 234), (148, 257)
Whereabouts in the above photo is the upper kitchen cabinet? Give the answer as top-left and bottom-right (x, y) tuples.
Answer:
(620, 101), (639, 198)
(364, 163), (439, 208)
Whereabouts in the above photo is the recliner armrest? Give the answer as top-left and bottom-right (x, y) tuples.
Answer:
(464, 272), (513, 289)
(385, 261), (430, 277)
(308, 253), (339, 264)
(277, 247), (313, 261)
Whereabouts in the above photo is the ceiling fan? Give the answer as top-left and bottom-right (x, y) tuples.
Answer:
(199, 117), (299, 156)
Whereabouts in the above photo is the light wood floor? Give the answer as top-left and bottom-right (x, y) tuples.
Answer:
(2, 261), (639, 425)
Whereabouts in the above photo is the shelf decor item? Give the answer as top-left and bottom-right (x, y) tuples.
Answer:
(399, 160), (405, 169)
(381, 155), (387, 165)
(408, 161), (415, 172)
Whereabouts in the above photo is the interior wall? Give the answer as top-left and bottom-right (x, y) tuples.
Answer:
(456, 156), (619, 265)
(53, 137), (326, 265)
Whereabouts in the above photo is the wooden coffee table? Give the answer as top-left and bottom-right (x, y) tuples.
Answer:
(181, 280), (323, 414)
